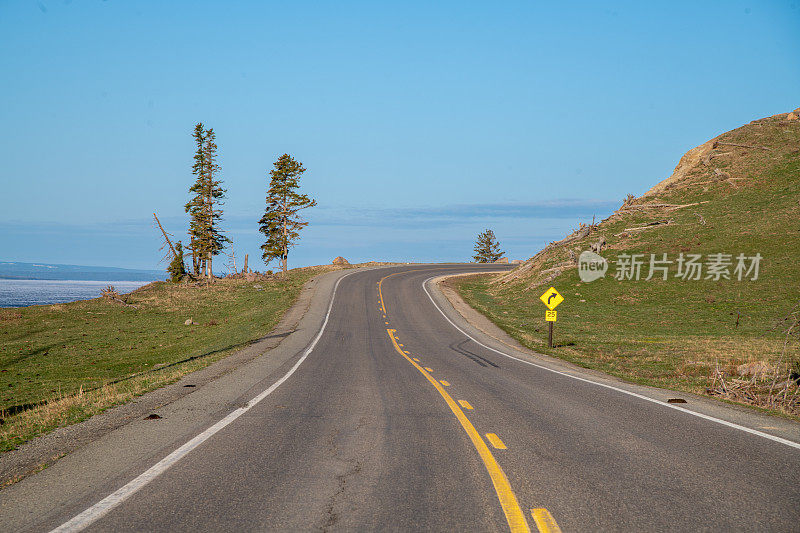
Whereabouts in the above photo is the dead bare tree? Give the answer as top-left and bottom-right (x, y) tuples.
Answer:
(101, 285), (137, 308)
(153, 213), (177, 263)
(226, 250), (238, 275)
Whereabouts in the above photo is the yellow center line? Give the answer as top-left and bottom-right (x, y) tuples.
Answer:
(486, 433), (507, 450)
(386, 329), (529, 532)
(412, 357), (420, 362)
(440, 380), (450, 387)
(377, 268), (432, 318)
(531, 509), (562, 533)
(459, 400), (473, 410)
(378, 276), (389, 315)
(424, 367), (434, 372)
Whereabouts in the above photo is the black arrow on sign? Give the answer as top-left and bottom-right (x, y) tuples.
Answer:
(547, 293), (557, 305)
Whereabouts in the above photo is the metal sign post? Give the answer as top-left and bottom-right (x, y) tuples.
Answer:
(540, 288), (563, 349)
(545, 309), (557, 347)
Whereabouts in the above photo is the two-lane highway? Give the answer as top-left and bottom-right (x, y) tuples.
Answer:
(6, 264), (800, 532)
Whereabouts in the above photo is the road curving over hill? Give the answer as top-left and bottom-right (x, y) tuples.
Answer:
(1, 264), (798, 532)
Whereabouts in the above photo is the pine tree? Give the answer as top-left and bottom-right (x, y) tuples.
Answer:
(168, 241), (187, 282)
(473, 229), (504, 263)
(185, 123), (230, 278)
(259, 154), (317, 274)
(186, 124), (207, 275)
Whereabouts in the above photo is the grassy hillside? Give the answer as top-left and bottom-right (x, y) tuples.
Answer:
(0, 266), (343, 453)
(455, 108), (800, 417)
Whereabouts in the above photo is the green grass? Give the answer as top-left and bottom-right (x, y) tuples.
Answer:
(454, 113), (800, 418)
(0, 265), (340, 452)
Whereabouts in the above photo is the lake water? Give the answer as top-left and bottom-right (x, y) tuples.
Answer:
(0, 280), (152, 308)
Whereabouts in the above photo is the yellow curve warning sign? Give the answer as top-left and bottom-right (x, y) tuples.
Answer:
(539, 287), (564, 311)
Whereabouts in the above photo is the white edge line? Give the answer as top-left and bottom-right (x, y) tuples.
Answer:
(50, 270), (358, 533)
(422, 276), (800, 451)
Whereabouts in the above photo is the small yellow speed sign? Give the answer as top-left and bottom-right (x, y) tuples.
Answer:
(539, 287), (564, 311)
(545, 310), (557, 322)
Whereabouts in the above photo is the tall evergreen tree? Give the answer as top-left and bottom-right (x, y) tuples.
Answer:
(259, 154), (317, 274)
(185, 123), (230, 278)
(186, 124), (206, 276)
(473, 229), (504, 263)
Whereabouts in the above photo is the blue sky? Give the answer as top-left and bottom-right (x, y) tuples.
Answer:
(1, 1), (798, 271)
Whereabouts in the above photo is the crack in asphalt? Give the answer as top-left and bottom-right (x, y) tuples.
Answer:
(320, 459), (363, 531)
(319, 416), (368, 531)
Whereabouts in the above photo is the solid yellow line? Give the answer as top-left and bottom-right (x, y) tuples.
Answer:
(386, 329), (530, 532)
(377, 269), (429, 319)
(459, 400), (474, 410)
(486, 433), (507, 450)
(440, 380), (450, 387)
(377, 267), (475, 320)
(531, 508), (562, 533)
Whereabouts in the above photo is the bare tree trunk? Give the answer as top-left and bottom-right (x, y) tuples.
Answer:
(153, 213), (177, 260)
(190, 237), (198, 275)
(282, 209), (288, 275)
(243, 254), (249, 274)
(204, 164), (212, 279)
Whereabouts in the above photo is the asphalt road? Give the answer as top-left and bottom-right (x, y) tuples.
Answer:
(3, 264), (800, 532)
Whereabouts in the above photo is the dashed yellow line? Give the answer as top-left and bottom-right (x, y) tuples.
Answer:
(440, 380), (450, 387)
(378, 276), (389, 315)
(531, 509), (562, 533)
(486, 433), (507, 450)
(379, 270), (552, 533)
(424, 367), (434, 372)
(377, 269), (429, 319)
(386, 329), (529, 532)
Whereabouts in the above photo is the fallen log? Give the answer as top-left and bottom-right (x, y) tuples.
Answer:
(619, 201), (709, 211)
(714, 141), (772, 151)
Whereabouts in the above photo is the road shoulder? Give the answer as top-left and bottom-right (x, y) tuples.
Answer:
(0, 267), (378, 528)
(429, 273), (800, 446)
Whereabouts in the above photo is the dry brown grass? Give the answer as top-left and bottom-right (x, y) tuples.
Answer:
(0, 310), (23, 322)
(0, 345), (235, 454)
